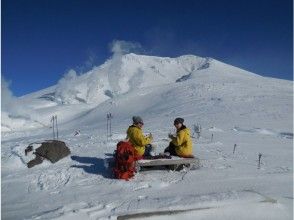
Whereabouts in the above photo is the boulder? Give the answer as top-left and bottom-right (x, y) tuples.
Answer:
(26, 140), (71, 168)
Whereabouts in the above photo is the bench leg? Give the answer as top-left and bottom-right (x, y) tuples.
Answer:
(173, 164), (192, 171)
(169, 164), (186, 171)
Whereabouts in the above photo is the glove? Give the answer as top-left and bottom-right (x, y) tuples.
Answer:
(168, 133), (174, 139)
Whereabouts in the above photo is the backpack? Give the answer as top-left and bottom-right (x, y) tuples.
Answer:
(113, 141), (137, 180)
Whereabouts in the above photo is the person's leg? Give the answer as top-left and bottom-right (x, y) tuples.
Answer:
(144, 145), (151, 156)
(164, 142), (178, 156)
(164, 142), (172, 153)
(144, 144), (155, 157)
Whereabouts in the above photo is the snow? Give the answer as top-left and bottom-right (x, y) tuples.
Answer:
(1, 53), (293, 219)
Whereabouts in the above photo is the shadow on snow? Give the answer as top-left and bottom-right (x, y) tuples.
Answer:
(70, 155), (113, 178)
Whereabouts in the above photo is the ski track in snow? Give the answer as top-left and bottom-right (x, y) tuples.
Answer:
(26, 189), (290, 220)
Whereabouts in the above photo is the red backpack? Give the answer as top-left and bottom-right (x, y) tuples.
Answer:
(113, 141), (137, 180)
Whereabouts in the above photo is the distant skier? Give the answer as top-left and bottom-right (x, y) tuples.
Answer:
(126, 116), (155, 157)
(164, 118), (193, 157)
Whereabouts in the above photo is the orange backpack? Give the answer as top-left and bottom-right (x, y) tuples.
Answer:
(113, 141), (137, 180)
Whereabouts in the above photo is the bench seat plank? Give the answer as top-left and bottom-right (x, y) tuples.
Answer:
(136, 157), (199, 167)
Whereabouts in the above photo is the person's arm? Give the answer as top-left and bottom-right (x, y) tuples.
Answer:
(171, 130), (185, 146)
(133, 129), (151, 146)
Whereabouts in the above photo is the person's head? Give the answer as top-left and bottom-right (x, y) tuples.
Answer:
(174, 117), (184, 130)
(132, 116), (144, 128)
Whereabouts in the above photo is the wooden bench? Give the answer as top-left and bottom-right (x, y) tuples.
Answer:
(135, 156), (200, 171)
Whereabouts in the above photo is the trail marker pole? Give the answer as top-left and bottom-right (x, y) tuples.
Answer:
(211, 133), (214, 142)
(233, 144), (237, 154)
(193, 123), (201, 139)
(258, 153), (262, 169)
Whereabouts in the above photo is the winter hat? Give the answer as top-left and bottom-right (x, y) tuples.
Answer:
(174, 117), (184, 125)
(133, 116), (144, 125)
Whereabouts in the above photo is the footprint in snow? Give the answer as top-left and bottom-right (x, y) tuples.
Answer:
(82, 203), (116, 218)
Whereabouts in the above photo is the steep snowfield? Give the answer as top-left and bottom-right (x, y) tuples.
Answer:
(0, 53), (282, 131)
(1, 53), (293, 219)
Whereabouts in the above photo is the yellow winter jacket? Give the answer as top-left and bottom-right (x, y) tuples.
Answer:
(171, 126), (193, 157)
(127, 125), (152, 156)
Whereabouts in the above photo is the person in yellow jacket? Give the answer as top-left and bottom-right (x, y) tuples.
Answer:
(127, 116), (154, 157)
(164, 118), (193, 157)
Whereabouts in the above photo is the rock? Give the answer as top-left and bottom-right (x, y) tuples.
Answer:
(26, 140), (71, 168)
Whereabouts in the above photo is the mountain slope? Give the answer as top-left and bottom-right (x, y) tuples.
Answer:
(1, 53), (293, 220)
(2, 53), (291, 132)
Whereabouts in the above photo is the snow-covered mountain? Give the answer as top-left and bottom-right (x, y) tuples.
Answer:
(20, 53), (259, 105)
(2, 53), (291, 132)
(1, 53), (293, 220)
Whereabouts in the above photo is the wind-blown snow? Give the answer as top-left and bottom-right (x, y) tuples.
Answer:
(1, 53), (293, 219)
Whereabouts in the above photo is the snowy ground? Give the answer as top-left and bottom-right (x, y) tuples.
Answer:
(2, 125), (293, 219)
(1, 54), (293, 219)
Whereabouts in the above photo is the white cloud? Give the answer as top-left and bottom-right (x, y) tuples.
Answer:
(110, 40), (142, 55)
(55, 69), (80, 104)
(1, 76), (15, 112)
(1, 76), (40, 121)
(107, 40), (143, 94)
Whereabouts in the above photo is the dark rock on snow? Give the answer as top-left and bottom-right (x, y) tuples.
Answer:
(26, 140), (70, 168)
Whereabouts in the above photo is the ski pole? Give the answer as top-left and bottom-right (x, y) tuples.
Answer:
(106, 113), (109, 141)
(55, 115), (59, 140)
(109, 113), (112, 137)
(52, 116), (55, 139)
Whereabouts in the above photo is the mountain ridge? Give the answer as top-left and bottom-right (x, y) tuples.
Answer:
(2, 53), (292, 132)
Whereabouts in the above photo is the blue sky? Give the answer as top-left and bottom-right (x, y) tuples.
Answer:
(2, 0), (293, 96)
